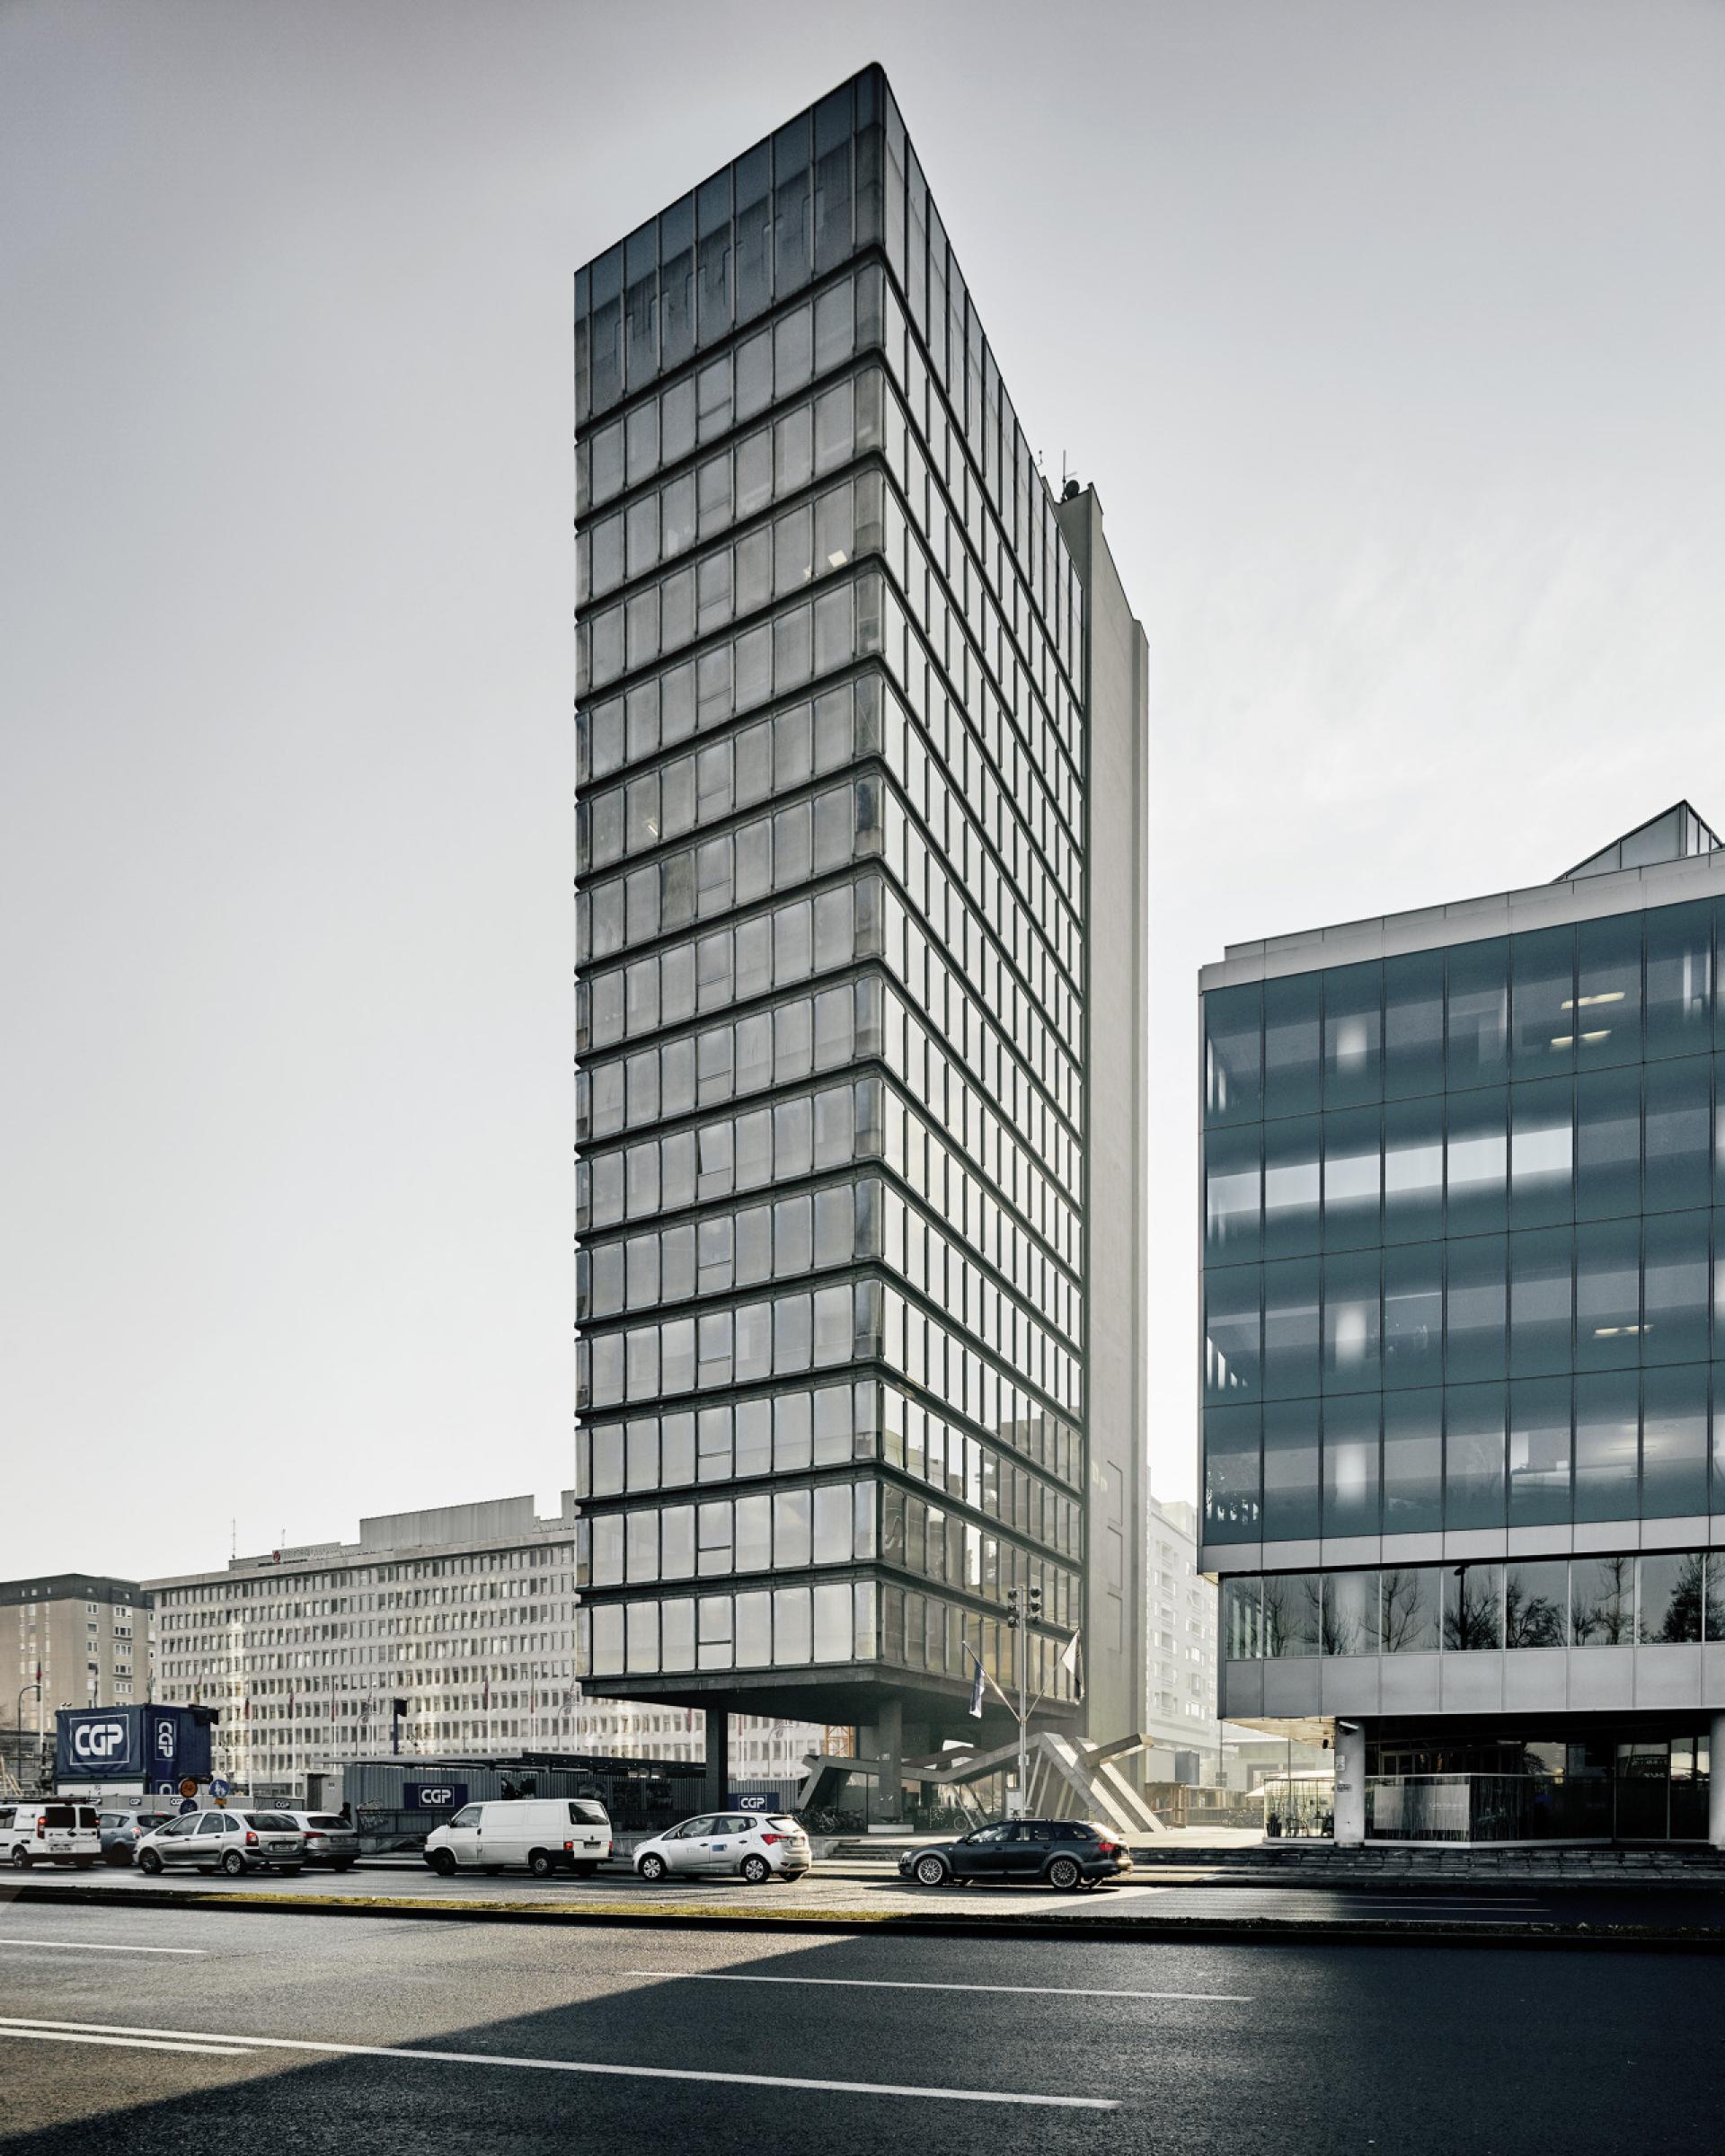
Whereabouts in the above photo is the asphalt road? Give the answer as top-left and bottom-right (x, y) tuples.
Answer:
(0, 1901), (1721, 2154)
(6, 1857), (1725, 1931)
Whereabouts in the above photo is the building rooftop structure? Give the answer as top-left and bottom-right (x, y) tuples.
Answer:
(1204, 807), (1725, 993)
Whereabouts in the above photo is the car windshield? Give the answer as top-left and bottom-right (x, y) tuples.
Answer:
(766, 1816), (801, 1832)
(305, 1816), (346, 1831)
(569, 1801), (609, 1825)
(251, 1814), (298, 1832)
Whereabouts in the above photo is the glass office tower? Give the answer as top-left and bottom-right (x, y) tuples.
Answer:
(1200, 803), (1725, 1843)
(574, 67), (1148, 1810)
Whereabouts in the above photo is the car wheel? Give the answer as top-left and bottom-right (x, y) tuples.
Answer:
(637, 1852), (668, 1883)
(138, 1848), (163, 1876)
(740, 1854), (772, 1886)
(1046, 1856), (1083, 1892)
(10, 1848), (31, 1870)
(914, 1853), (948, 1886)
(529, 1851), (556, 1879)
(221, 1851), (246, 1878)
(428, 1850), (457, 1877)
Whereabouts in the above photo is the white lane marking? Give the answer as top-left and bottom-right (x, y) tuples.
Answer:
(625, 1969), (1252, 2003)
(0, 1938), (208, 1956)
(0, 2018), (1113, 2109)
(0, 2028), (252, 2057)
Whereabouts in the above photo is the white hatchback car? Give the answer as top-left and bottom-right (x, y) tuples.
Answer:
(633, 1811), (810, 1885)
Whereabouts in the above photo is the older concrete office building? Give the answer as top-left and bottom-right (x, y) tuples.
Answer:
(149, 1498), (820, 1803)
(1200, 803), (1725, 1844)
(574, 65), (1149, 1810)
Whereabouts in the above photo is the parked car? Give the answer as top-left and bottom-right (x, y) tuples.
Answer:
(422, 1798), (613, 1879)
(632, 1812), (810, 1885)
(137, 1808), (305, 1877)
(97, 1807), (177, 1865)
(898, 1819), (1132, 1891)
(281, 1811), (359, 1871)
(0, 1802), (101, 1870)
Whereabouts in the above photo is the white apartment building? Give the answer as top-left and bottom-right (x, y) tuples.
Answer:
(146, 1495), (821, 1799)
(4, 1573), (143, 1719)
(1145, 1497), (1226, 1764)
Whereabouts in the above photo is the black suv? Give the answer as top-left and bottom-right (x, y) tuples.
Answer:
(898, 1819), (1132, 1891)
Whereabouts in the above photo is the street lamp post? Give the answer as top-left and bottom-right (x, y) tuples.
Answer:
(1004, 1585), (1044, 1815)
(15, 1683), (40, 1793)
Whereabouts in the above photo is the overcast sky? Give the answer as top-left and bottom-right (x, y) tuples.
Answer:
(4, 0), (1722, 1585)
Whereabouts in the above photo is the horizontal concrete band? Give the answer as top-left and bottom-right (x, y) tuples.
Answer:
(5, 1882), (1721, 1949)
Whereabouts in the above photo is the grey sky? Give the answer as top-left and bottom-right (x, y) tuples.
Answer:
(4, 0), (1721, 1582)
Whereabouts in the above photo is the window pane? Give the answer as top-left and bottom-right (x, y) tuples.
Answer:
(1644, 901), (1712, 1060)
(1222, 1576), (1263, 1658)
(1204, 1265), (1261, 1401)
(1261, 1401), (1320, 1541)
(1570, 1555), (1633, 1644)
(1380, 1565), (1440, 1651)
(1574, 1370), (1639, 1521)
(1322, 1569), (1379, 1655)
(1263, 976), (1321, 1118)
(1322, 1395), (1379, 1536)
(1384, 951), (1445, 1101)
(1573, 913), (1641, 1068)
(1203, 1402), (1261, 1541)
(1445, 1382), (1505, 1529)
(1446, 938), (1509, 1091)
(1511, 925), (1575, 1075)
(1263, 1117), (1321, 1258)
(1261, 1258), (1321, 1400)
(1508, 1376), (1571, 1525)
(1443, 1561), (1503, 1650)
(1639, 1550), (1706, 1644)
(1641, 1363), (1709, 1517)
(1204, 984), (1262, 1125)
(1323, 962), (1382, 1107)
(1262, 1573), (1321, 1656)
(1383, 1391), (1444, 1533)
(1505, 1560), (1567, 1647)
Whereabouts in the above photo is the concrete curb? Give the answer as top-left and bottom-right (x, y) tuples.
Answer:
(9, 1880), (1725, 1951)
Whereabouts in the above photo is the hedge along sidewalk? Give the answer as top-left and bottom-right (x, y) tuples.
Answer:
(5, 1878), (1724, 1950)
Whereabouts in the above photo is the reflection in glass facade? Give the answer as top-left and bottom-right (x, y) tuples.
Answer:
(574, 68), (1146, 1782)
(1200, 814), (1725, 1839)
(1204, 892), (1725, 1543)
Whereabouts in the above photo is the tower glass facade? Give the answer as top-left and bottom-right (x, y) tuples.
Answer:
(1199, 811), (1725, 1840)
(573, 67), (1145, 1766)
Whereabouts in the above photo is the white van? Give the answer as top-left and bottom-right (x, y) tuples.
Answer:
(1, 1801), (102, 1869)
(422, 1798), (613, 1880)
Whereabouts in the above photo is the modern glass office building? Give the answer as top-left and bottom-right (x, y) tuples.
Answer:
(573, 66), (1148, 1811)
(1200, 804), (1725, 1843)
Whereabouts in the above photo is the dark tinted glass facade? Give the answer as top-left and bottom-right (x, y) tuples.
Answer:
(574, 69), (1113, 1735)
(1200, 858), (1725, 1840)
(1202, 895), (1725, 1551)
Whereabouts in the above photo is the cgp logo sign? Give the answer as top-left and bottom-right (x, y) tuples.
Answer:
(154, 1718), (177, 1763)
(404, 1782), (468, 1813)
(72, 1721), (128, 1761)
(58, 1710), (140, 1779)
